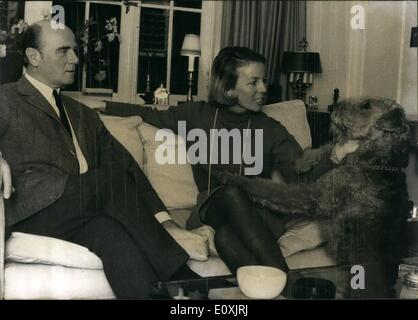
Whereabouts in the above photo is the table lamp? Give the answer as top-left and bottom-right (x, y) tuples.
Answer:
(281, 38), (322, 103)
(181, 34), (201, 102)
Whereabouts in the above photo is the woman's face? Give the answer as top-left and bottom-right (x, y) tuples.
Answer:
(230, 62), (267, 113)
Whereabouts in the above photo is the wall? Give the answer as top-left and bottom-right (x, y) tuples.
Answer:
(24, 1), (52, 24)
(307, 1), (417, 119)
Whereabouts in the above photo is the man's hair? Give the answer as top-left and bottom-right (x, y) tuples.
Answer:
(21, 23), (43, 67)
(208, 47), (266, 106)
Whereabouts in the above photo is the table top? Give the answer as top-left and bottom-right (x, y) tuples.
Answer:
(151, 264), (357, 300)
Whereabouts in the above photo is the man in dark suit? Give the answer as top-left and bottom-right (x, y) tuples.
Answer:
(0, 20), (199, 298)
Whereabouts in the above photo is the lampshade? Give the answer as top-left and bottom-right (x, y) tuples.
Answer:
(411, 27), (418, 48)
(281, 51), (322, 73)
(181, 34), (201, 57)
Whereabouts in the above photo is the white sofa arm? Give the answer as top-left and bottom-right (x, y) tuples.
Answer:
(0, 194), (5, 299)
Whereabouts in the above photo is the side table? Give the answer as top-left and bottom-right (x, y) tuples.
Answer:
(306, 110), (332, 149)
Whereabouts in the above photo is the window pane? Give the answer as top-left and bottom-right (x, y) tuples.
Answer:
(137, 8), (169, 95)
(85, 3), (121, 91)
(174, 1), (202, 9)
(52, 1), (85, 91)
(170, 11), (200, 95)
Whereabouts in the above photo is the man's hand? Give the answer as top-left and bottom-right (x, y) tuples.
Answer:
(0, 153), (12, 199)
(162, 220), (209, 261)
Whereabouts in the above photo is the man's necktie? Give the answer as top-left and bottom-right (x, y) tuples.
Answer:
(52, 90), (72, 137)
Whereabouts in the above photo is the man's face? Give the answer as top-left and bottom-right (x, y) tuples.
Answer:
(231, 62), (267, 112)
(33, 27), (79, 88)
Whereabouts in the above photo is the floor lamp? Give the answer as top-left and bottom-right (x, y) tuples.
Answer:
(181, 34), (201, 102)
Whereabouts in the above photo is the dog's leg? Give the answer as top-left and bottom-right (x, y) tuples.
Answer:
(294, 143), (333, 173)
(214, 170), (319, 217)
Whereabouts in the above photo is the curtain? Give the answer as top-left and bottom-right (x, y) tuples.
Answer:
(221, 0), (306, 101)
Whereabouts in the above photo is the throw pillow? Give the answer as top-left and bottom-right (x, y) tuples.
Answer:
(278, 219), (327, 258)
(138, 122), (199, 210)
(262, 100), (312, 150)
(99, 115), (144, 168)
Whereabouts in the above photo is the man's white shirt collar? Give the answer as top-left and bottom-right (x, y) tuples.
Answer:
(25, 73), (61, 116)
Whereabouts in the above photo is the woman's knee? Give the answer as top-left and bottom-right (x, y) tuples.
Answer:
(212, 186), (247, 209)
(221, 186), (245, 201)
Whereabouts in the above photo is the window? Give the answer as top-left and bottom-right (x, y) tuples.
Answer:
(136, 1), (202, 99)
(46, 1), (221, 104)
(53, 1), (121, 94)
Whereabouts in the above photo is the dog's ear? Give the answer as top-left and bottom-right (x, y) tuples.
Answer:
(375, 107), (407, 133)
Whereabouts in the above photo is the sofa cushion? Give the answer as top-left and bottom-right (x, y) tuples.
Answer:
(138, 122), (199, 210)
(4, 263), (114, 299)
(6, 228), (212, 269)
(99, 115), (144, 167)
(262, 100), (312, 150)
(6, 232), (103, 269)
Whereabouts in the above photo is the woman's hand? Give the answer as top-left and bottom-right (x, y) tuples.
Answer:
(162, 220), (209, 261)
(0, 152), (12, 199)
(331, 140), (359, 164)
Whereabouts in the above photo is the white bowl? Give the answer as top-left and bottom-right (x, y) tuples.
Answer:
(237, 266), (287, 299)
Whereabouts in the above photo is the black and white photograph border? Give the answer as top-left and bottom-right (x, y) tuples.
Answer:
(0, 0), (417, 306)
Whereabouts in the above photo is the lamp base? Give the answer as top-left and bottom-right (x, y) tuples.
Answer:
(290, 78), (311, 104)
(186, 71), (194, 102)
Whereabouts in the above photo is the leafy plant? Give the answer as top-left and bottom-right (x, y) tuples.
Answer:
(78, 16), (120, 83)
(0, 19), (28, 58)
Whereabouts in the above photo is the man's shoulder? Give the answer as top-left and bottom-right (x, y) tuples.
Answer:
(0, 81), (19, 94)
(0, 81), (20, 110)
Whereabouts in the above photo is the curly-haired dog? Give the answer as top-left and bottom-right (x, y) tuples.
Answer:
(218, 97), (410, 297)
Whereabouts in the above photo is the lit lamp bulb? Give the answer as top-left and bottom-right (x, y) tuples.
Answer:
(181, 34), (201, 101)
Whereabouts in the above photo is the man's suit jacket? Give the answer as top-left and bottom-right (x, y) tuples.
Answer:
(0, 77), (166, 226)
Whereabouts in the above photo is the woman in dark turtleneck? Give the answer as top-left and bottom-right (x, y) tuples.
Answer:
(106, 47), (303, 274)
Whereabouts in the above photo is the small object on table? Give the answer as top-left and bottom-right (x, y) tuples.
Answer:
(153, 83), (169, 105)
(237, 266), (287, 299)
(307, 95), (319, 111)
(399, 271), (418, 299)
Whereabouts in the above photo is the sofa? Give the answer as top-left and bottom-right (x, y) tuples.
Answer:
(0, 99), (335, 299)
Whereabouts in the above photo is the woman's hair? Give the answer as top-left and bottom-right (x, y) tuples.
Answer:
(208, 47), (266, 106)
